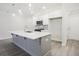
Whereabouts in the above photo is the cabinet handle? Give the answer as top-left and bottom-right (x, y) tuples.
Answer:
(11, 33), (13, 35)
(16, 35), (18, 37)
(24, 37), (27, 40)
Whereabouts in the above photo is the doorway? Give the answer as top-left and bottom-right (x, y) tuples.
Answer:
(48, 17), (62, 41)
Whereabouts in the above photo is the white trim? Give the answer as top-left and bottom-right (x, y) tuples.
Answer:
(68, 39), (79, 41)
(0, 37), (12, 40)
(51, 38), (62, 42)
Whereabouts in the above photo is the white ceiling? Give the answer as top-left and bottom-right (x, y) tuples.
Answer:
(0, 3), (62, 18)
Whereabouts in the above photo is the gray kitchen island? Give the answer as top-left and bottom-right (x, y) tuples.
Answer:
(11, 31), (51, 56)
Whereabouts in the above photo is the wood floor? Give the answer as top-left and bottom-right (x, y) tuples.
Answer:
(0, 39), (30, 56)
(0, 39), (79, 56)
(49, 40), (79, 56)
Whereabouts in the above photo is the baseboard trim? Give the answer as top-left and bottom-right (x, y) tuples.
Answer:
(68, 39), (79, 41)
(0, 37), (12, 40)
(51, 40), (62, 43)
(51, 39), (62, 42)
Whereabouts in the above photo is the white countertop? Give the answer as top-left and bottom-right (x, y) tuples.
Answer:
(11, 31), (51, 40)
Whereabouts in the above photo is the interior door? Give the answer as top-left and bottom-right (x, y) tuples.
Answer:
(49, 17), (62, 41)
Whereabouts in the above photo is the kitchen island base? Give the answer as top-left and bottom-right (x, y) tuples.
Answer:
(11, 31), (51, 56)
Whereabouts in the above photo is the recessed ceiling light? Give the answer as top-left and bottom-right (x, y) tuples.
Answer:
(18, 9), (22, 14)
(28, 3), (32, 11)
(42, 6), (46, 10)
(28, 3), (32, 8)
(12, 13), (15, 16)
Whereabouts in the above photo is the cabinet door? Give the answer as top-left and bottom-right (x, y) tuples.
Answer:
(24, 38), (41, 56)
(17, 36), (24, 48)
(41, 35), (51, 55)
(12, 34), (18, 44)
(12, 34), (25, 48)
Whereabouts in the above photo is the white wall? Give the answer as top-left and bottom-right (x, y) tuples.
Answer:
(63, 3), (79, 40)
(61, 3), (79, 46)
(0, 11), (31, 40)
(61, 8), (69, 46)
(69, 13), (79, 40)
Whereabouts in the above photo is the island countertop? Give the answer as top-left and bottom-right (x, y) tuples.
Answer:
(11, 31), (51, 40)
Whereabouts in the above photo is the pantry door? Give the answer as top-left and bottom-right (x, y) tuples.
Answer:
(49, 17), (62, 41)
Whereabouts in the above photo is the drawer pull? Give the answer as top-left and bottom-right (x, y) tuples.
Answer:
(11, 33), (13, 35)
(16, 35), (18, 37)
(24, 37), (27, 39)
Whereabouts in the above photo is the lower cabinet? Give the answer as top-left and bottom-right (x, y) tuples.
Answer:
(12, 34), (25, 48)
(11, 33), (51, 56)
(24, 38), (42, 56)
(41, 35), (51, 55)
